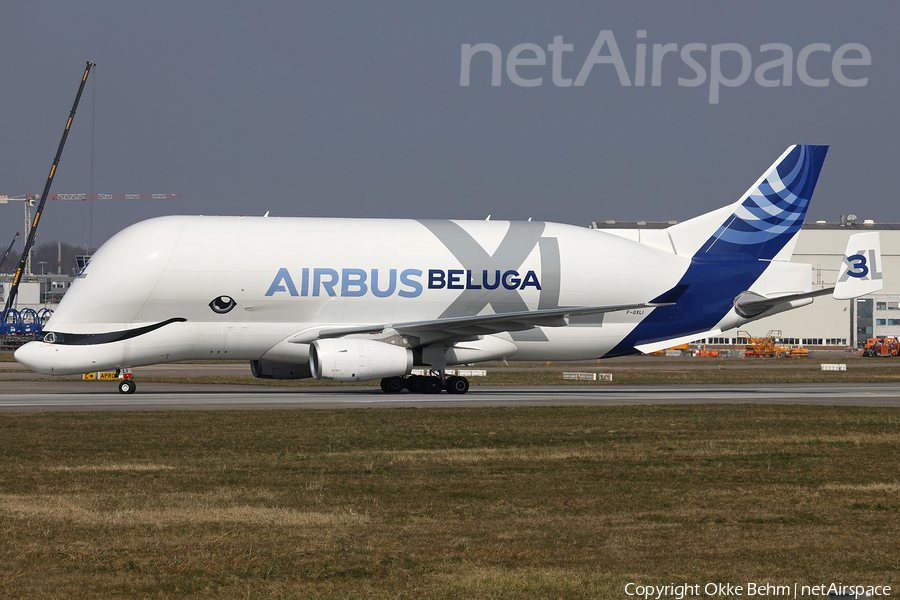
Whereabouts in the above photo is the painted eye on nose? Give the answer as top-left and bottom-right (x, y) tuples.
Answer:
(209, 296), (236, 314)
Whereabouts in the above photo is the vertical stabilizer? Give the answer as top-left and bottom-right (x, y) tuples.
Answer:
(834, 232), (883, 300)
(667, 145), (828, 260)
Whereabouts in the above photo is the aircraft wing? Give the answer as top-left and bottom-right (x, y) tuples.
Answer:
(309, 302), (666, 346)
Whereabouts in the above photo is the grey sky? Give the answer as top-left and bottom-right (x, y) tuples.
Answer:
(1, 1), (897, 251)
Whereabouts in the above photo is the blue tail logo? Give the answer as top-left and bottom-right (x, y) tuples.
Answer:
(699, 145), (828, 259)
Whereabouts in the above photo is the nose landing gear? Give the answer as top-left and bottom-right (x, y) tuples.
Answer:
(116, 368), (136, 394)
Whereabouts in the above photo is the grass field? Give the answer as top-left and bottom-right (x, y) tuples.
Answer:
(1, 405), (898, 599)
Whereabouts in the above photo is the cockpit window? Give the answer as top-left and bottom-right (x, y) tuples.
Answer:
(43, 332), (57, 344)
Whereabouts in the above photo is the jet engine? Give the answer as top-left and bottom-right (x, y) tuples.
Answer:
(309, 338), (413, 382)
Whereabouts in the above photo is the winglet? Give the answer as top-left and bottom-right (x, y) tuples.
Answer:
(834, 232), (883, 300)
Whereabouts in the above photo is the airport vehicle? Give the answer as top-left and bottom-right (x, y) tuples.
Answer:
(860, 337), (899, 357)
(14, 145), (883, 394)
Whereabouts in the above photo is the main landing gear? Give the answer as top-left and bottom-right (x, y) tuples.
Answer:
(117, 368), (136, 394)
(380, 372), (470, 395)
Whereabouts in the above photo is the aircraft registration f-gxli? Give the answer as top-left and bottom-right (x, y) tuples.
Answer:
(15, 145), (883, 394)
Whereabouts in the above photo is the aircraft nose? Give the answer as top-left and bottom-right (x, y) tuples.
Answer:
(14, 341), (57, 375)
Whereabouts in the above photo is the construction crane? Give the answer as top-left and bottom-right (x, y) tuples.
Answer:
(0, 232), (19, 271)
(0, 193), (179, 275)
(3, 61), (95, 311)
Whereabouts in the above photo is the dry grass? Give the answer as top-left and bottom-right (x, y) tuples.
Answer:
(0, 406), (898, 598)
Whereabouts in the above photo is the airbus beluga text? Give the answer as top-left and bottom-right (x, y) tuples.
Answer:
(15, 145), (882, 394)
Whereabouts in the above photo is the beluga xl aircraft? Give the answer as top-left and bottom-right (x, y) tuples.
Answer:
(15, 145), (882, 394)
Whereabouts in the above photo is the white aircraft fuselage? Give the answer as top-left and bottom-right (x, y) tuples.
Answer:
(20, 216), (691, 373)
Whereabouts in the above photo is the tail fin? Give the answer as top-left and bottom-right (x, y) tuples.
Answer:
(834, 232), (883, 300)
(668, 145), (829, 260)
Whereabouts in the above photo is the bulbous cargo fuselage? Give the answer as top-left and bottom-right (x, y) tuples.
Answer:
(15, 215), (689, 375)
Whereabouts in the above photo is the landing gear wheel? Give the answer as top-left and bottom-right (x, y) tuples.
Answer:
(445, 376), (470, 395)
(423, 376), (443, 394)
(406, 375), (422, 393)
(118, 379), (136, 395)
(380, 376), (405, 394)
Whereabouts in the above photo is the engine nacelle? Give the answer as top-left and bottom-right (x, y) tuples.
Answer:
(310, 338), (413, 382)
(250, 360), (312, 379)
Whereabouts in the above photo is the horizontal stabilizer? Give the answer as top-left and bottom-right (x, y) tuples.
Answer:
(834, 232), (883, 300)
(635, 329), (722, 355)
(734, 288), (833, 318)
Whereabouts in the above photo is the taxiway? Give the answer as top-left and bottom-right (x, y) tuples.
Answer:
(1, 380), (898, 411)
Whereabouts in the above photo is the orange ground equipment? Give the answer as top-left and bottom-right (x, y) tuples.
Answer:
(860, 337), (900, 357)
(739, 330), (790, 358)
(786, 347), (809, 358)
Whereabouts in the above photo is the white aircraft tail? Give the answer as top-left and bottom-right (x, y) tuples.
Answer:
(834, 232), (883, 300)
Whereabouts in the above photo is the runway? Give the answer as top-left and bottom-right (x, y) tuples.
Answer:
(1, 380), (899, 411)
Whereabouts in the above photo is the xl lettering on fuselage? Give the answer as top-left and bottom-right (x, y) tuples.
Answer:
(265, 268), (542, 298)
